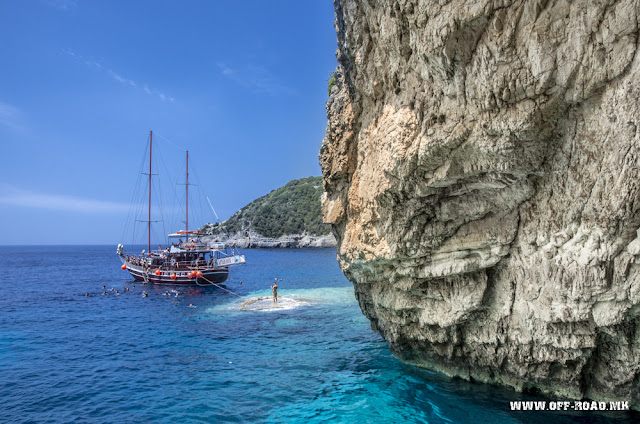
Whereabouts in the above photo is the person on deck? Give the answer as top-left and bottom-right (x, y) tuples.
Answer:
(271, 280), (278, 303)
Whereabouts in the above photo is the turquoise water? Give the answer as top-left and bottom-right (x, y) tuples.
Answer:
(0, 246), (636, 423)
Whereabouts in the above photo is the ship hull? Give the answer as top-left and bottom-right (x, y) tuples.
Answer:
(121, 260), (229, 285)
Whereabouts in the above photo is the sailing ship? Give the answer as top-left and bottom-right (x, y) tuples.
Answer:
(116, 131), (245, 285)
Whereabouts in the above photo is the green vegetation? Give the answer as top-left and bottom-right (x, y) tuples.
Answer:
(201, 176), (331, 239)
(327, 73), (336, 96)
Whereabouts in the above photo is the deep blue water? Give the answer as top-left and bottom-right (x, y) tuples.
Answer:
(0, 246), (637, 423)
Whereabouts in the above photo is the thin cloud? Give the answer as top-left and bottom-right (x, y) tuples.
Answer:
(108, 70), (136, 87)
(85, 60), (102, 70)
(0, 184), (132, 213)
(218, 63), (234, 76)
(0, 101), (26, 133)
(217, 62), (293, 95)
(63, 48), (174, 102)
(143, 84), (174, 102)
(43, 0), (77, 10)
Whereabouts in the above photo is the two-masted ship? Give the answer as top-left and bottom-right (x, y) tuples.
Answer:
(117, 131), (245, 285)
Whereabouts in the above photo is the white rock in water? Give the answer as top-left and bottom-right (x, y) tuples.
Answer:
(240, 296), (310, 311)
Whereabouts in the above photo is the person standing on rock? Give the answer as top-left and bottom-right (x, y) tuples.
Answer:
(271, 280), (278, 303)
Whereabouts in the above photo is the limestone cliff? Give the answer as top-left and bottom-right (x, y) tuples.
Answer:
(320, 0), (640, 407)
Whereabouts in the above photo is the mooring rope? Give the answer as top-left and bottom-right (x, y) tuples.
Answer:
(199, 275), (242, 297)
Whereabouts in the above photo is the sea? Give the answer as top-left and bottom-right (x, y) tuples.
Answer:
(0, 246), (637, 424)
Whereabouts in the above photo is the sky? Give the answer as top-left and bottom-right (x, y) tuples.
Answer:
(0, 0), (338, 245)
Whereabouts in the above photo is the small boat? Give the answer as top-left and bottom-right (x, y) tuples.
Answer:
(117, 131), (245, 285)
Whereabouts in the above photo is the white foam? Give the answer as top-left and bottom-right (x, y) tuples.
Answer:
(240, 296), (310, 312)
(205, 286), (356, 315)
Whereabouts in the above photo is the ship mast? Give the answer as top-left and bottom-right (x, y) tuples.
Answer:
(186, 150), (189, 234)
(148, 130), (152, 254)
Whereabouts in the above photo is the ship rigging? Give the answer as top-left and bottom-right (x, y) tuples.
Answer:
(117, 131), (245, 285)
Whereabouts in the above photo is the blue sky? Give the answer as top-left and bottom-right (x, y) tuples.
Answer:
(0, 0), (337, 245)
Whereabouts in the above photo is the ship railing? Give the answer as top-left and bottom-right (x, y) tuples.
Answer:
(126, 252), (240, 270)
(178, 243), (204, 251)
(155, 259), (215, 271)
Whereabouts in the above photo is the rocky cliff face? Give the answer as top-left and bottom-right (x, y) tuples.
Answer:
(320, 0), (640, 406)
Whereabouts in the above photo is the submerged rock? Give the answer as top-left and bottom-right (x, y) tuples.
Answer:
(321, 0), (640, 408)
(240, 296), (310, 311)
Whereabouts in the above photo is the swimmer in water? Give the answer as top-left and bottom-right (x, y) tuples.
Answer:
(271, 280), (278, 303)
(115, 290), (120, 296)
(142, 291), (148, 297)
(102, 291), (106, 296)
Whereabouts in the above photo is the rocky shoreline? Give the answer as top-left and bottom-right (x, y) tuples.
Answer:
(202, 230), (336, 249)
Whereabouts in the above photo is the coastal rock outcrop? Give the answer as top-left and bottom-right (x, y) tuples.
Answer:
(321, 0), (640, 407)
(203, 230), (337, 248)
(201, 176), (336, 248)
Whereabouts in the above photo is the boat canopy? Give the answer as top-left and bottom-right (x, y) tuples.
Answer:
(168, 230), (204, 238)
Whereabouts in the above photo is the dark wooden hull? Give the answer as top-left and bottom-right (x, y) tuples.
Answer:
(122, 261), (229, 285)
